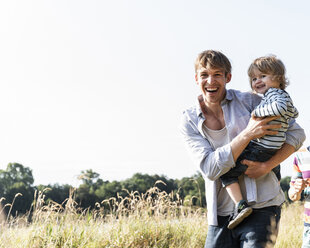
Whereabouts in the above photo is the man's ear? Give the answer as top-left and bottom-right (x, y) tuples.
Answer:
(226, 73), (232, 84)
(195, 73), (199, 85)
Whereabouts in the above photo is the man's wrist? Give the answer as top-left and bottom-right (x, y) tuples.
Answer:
(262, 161), (274, 173)
(264, 156), (280, 171)
(240, 129), (252, 144)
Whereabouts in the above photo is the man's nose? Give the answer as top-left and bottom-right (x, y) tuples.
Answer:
(207, 75), (216, 84)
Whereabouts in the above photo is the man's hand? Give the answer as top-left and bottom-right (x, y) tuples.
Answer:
(244, 115), (281, 140)
(231, 115), (282, 162)
(242, 159), (271, 178)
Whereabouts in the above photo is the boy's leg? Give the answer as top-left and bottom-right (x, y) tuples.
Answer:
(225, 182), (243, 203)
(227, 199), (253, 230)
(246, 143), (280, 179)
(205, 216), (239, 248)
(220, 151), (253, 230)
(222, 176), (253, 230)
(220, 152), (253, 230)
(233, 206), (281, 248)
(220, 156), (248, 187)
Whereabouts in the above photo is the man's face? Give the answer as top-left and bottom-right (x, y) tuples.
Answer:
(195, 66), (231, 104)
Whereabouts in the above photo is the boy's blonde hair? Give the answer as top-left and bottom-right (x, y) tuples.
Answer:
(195, 50), (231, 76)
(248, 55), (289, 90)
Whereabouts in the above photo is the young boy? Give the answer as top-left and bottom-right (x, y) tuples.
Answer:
(221, 55), (299, 229)
(289, 146), (310, 248)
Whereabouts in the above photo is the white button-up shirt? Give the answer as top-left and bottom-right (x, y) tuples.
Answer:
(180, 89), (305, 225)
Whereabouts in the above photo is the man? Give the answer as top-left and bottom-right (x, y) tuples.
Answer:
(180, 50), (305, 247)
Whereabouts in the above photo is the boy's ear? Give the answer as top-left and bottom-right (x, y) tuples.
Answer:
(226, 73), (232, 84)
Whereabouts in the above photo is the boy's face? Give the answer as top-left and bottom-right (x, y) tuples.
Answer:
(195, 66), (231, 104)
(251, 68), (281, 94)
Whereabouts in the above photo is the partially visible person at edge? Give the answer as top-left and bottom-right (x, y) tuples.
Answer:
(179, 50), (305, 247)
(289, 145), (310, 248)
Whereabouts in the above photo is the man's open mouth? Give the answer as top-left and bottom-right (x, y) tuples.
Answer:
(206, 87), (218, 92)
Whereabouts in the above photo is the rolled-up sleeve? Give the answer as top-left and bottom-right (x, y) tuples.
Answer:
(285, 119), (306, 151)
(180, 111), (235, 180)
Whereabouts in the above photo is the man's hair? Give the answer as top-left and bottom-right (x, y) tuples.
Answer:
(247, 55), (289, 90)
(195, 50), (231, 75)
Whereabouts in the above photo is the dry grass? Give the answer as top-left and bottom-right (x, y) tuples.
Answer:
(0, 185), (306, 247)
(0, 183), (207, 248)
(275, 202), (304, 248)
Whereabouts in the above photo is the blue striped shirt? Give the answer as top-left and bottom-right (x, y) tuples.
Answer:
(252, 88), (299, 149)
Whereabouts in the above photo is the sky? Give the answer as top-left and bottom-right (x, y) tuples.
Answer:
(0, 0), (309, 186)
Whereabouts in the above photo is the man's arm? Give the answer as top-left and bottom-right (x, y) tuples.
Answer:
(180, 111), (281, 181)
(230, 115), (280, 162)
(243, 143), (295, 178)
(180, 112), (234, 180)
(243, 119), (305, 178)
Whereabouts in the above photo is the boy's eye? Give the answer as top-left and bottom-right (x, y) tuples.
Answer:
(261, 75), (266, 78)
(252, 78), (257, 82)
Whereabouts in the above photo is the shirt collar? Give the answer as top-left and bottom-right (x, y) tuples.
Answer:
(195, 95), (203, 117)
(225, 89), (233, 101)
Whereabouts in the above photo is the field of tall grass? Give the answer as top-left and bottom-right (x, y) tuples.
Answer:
(0, 184), (305, 247)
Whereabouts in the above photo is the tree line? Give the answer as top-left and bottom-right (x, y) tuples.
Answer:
(0, 163), (292, 216)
